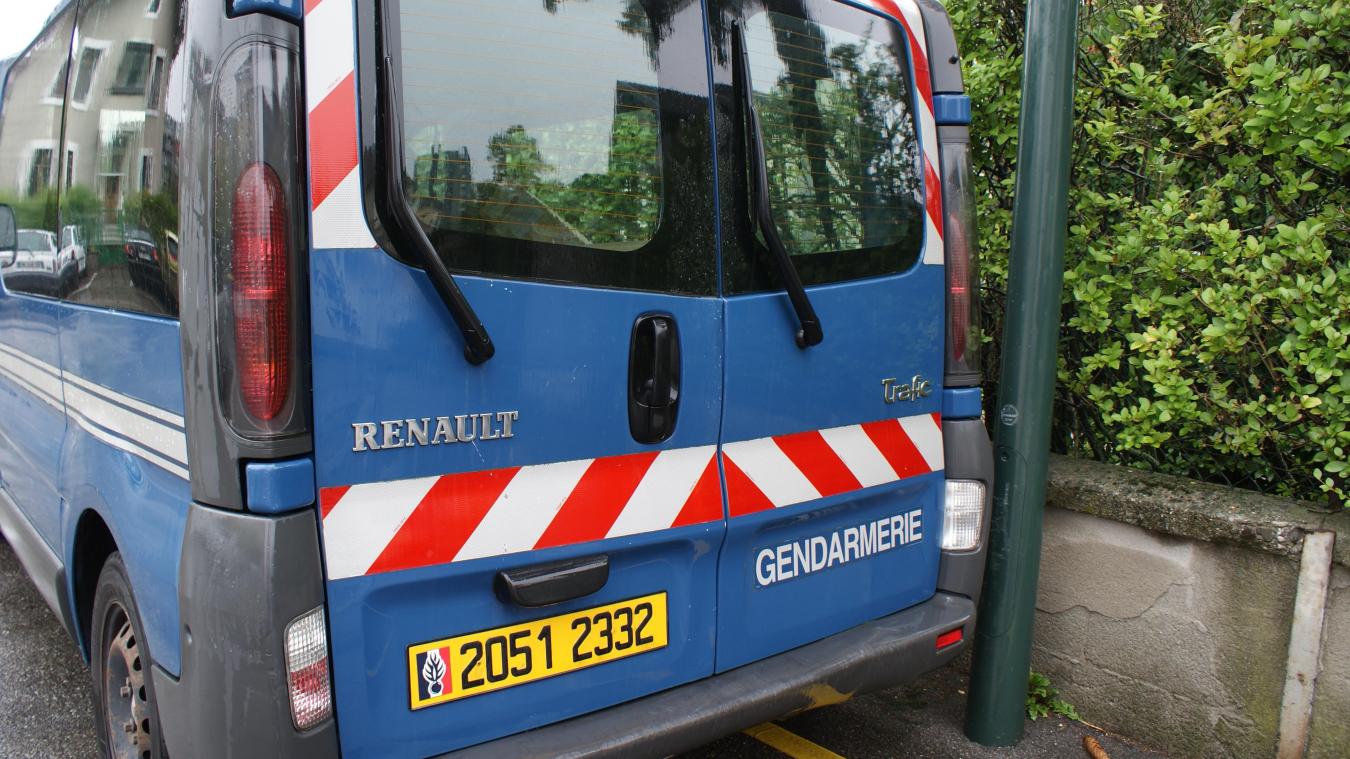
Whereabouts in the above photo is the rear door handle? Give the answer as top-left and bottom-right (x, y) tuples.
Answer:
(496, 555), (609, 607)
(628, 313), (681, 444)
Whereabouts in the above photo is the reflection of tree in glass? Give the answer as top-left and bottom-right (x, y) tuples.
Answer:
(753, 14), (921, 255)
(410, 109), (660, 249)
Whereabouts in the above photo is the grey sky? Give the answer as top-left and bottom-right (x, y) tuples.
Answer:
(1, 1), (64, 60)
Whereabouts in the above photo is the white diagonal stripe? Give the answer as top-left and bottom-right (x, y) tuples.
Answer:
(61, 369), (182, 426)
(0, 345), (63, 401)
(63, 381), (187, 465)
(607, 445), (715, 538)
(923, 213), (943, 265)
(304, 0), (357, 111)
(312, 167), (377, 249)
(0, 362), (63, 411)
(323, 477), (439, 579)
(900, 414), (944, 470)
(818, 423), (898, 488)
(723, 438), (820, 508)
(454, 458), (593, 562)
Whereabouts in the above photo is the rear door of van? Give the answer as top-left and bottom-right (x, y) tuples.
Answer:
(303, 0), (725, 756)
(708, 0), (947, 671)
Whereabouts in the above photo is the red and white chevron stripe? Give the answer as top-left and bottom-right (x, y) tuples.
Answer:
(319, 446), (723, 579)
(304, 0), (376, 250)
(864, 0), (943, 266)
(723, 413), (943, 516)
(319, 412), (942, 580)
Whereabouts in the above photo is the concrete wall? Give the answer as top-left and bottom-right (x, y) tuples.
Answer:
(1031, 456), (1349, 759)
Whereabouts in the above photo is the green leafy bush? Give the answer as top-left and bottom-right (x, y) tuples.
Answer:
(948, 0), (1349, 505)
(1027, 670), (1081, 721)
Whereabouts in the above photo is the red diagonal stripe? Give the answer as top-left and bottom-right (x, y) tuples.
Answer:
(724, 455), (773, 517)
(773, 430), (861, 498)
(924, 156), (943, 238)
(308, 71), (358, 211)
(861, 418), (930, 480)
(534, 452), (659, 550)
(931, 412), (942, 428)
(319, 485), (350, 519)
(304, 0), (323, 14)
(874, 0), (933, 109)
(365, 467), (520, 575)
(670, 455), (724, 528)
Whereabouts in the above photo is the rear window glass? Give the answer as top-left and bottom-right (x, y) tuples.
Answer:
(722, 2), (924, 293)
(391, 0), (716, 294)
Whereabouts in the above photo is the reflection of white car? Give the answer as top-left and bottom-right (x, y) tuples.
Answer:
(60, 224), (87, 275)
(3, 229), (62, 295)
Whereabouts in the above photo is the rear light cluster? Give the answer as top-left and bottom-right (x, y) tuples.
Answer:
(942, 480), (986, 551)
(231, 163), (291, 421)
(211, 40), (306, 439)
(284, 606), (332, 731)
(940, 130), (981, 385)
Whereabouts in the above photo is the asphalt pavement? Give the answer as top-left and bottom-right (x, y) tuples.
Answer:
(0, 536), (1163, 759)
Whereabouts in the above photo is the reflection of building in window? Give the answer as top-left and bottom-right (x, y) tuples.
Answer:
(145, 0), (162, 14)
(145, 54), (164, 109)
(72, 46), (103, 104)
(27, 148), (53, 195)
(47, 59), (69, 99)
(112, 41), (153, 95)
(140, 153), (152, 192)
(97, 109), (147, 210)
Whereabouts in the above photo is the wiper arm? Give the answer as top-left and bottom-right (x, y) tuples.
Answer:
(374, 23), (494, 365)
(732, 20), (823, 348)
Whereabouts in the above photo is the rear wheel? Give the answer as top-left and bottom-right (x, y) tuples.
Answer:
(90, 553), (167, 759)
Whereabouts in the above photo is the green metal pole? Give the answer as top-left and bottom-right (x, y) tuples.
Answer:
(964, 0), (1079, 746)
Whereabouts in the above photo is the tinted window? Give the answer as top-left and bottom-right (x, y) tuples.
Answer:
(59, 0), (184, 318)
(716, 0), (923, 294)
(387, 0), (716, 294)
(0, 6), (74, 299)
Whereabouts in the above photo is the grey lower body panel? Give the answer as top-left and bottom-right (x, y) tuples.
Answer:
(441, 592), (975, 759)
(0, 484), (74, 638)
(151, 502), (339, 759)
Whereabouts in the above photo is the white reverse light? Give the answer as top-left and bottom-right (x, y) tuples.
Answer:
(284, 606), (332, 731)
(942, 480), (986, 551)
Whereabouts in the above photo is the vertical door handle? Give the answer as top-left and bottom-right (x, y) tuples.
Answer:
(628, 314), (681, 444)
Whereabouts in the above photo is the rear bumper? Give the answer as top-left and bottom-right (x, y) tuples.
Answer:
(440, 591), (975, 759)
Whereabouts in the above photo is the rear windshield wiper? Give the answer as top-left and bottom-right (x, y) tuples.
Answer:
(732, 20), (823, 348)
(374, 21), (494, 365)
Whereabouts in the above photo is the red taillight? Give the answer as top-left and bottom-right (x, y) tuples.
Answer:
(231, 162), (290, 421)
(940, 132), (981, 384)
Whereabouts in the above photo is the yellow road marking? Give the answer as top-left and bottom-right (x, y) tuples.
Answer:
(743, 722), (846, 759)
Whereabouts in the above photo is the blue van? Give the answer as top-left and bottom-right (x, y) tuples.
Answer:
(0, 0), (991, 755)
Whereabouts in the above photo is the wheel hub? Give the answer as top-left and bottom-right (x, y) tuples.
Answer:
(103, 605), (153, 759)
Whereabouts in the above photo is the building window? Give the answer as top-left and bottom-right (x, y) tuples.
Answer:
(47, 59), (69, 99)
(141, 154), (153, 192)
(112, 42), (153, 95)
(66, 149), (75, 187)
(27, 149), (53, 195)
(72, 47), (103, 105)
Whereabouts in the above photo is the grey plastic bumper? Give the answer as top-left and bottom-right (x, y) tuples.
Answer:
(150, 503), (339, 759)
(440, 592), (975, 759)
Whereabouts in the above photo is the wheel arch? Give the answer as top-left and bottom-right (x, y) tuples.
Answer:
(70, 507), (119, 662)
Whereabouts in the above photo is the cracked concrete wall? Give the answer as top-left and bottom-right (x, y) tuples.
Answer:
(1032, 507), (1298, 758)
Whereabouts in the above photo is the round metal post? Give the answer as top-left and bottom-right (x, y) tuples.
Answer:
(964, 0), (1080, 745)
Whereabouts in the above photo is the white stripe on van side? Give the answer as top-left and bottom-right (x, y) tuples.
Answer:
(0, 342), (188, 480)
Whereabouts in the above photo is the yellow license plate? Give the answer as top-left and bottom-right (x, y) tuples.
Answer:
(407, 592), (668, 709)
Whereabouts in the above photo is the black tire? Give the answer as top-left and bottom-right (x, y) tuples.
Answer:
(90, 553), (168, 759)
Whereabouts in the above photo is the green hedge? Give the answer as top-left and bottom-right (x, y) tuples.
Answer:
(947, 0), (1349, 505)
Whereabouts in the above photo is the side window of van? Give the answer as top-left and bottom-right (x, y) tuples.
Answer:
(0, 8), (75, 299)
(59, 0), (184, 318)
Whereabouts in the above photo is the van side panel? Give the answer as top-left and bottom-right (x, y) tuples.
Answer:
(57, 307), (189, 675)
(0, 298), (67, 548)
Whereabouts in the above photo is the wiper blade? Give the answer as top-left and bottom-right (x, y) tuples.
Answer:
(374, 22), (494, 365)
(732, 20), (823, 348)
